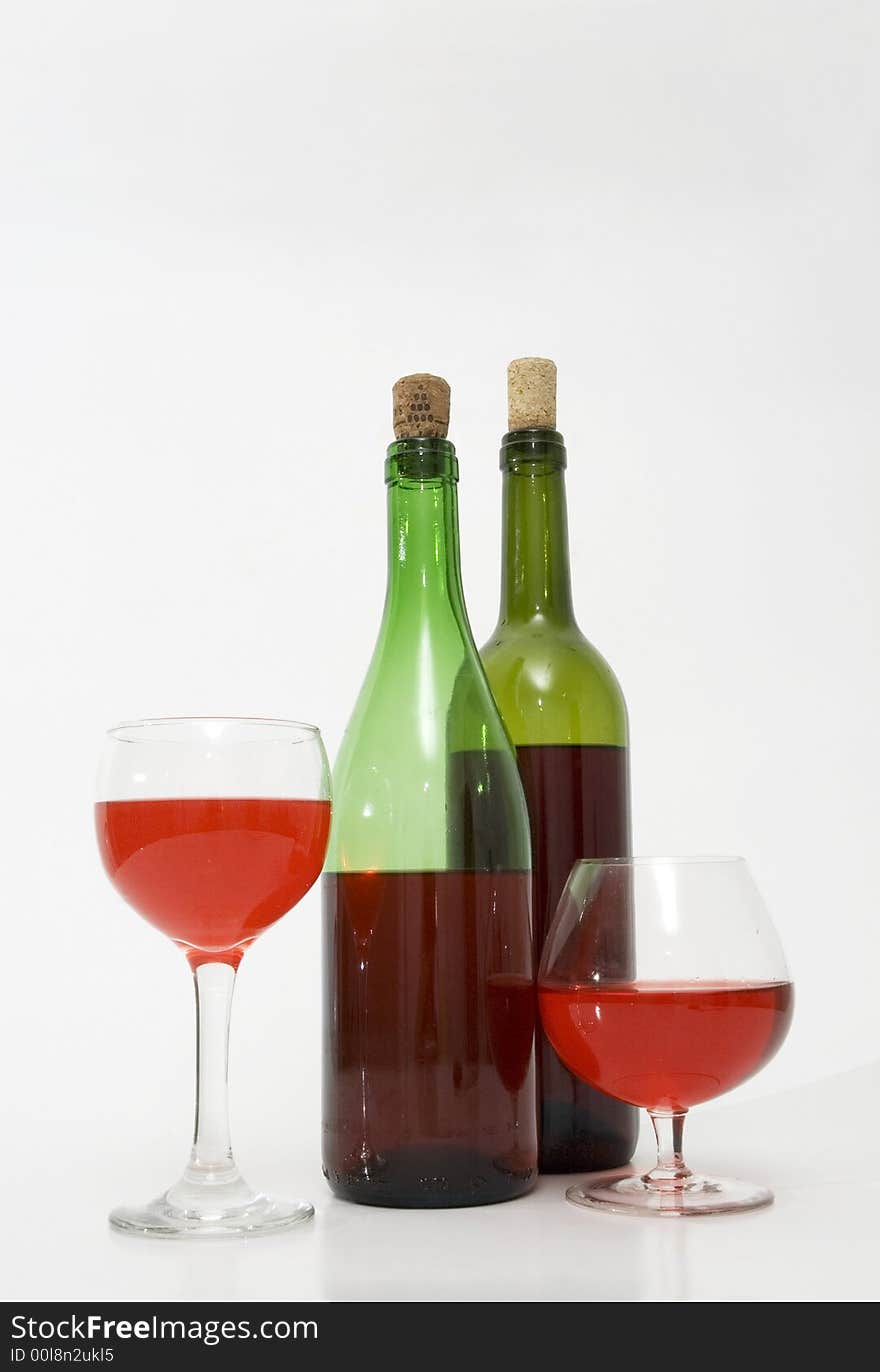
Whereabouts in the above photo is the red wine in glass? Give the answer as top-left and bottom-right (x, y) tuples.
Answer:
(97, 796), (331, 968)
(539, 979), (794, 1113)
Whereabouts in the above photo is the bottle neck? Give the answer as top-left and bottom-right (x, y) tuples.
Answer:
(384, 438), (466, 615)
(499, 429), (575, 626)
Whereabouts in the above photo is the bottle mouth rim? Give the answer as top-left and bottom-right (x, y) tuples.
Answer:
(385, 437), (458, 484)
(501, 428), (567, 470)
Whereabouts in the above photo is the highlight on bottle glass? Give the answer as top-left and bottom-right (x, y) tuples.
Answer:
(95, 717), (331, 1238)
(538, 857), (794, 1217)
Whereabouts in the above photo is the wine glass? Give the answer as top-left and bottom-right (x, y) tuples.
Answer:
(96, 717), (331, 1238)
(538, 857), (793, 1217)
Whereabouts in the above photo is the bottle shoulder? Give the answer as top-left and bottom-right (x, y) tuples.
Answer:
(480, 621), (628, 748)
(338, 617), (512, 763)
(328, 621), (531, 873)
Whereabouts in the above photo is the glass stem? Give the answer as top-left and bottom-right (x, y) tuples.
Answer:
(643, 1111), (693, 1191)
(184, 961), (239, 1186)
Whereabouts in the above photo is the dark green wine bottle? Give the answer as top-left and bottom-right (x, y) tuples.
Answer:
(322, 375), (537, 1207)
(481, 358), (638, 1173)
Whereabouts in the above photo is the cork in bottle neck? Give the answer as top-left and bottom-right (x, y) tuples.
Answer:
(392, 374), (451, 439)
(507, 357), (557, 431)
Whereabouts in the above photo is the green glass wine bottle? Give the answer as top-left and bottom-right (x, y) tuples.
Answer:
(481, 358), (638, 1173)
(322, 374), (537, 1208)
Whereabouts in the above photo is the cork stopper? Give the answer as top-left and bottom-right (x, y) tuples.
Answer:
(392, 374), (451, 439)
(507, 357), (557, 431)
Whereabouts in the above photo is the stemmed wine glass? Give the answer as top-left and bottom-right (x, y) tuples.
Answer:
(96, 717), (331, 1238)
(538, 857), (793, 1217)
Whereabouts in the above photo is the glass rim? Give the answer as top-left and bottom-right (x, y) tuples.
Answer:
(105, 716), (322, 745)
(570, 855), (746, 868)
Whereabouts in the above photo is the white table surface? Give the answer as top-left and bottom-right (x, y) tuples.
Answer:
(4, 1061), (877, 1303)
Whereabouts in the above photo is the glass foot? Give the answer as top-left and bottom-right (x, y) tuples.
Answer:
(110, 1176), (314, 1239)
(566, 1173), (774, 1218)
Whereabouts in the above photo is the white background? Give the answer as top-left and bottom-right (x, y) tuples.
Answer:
(1, 0), (878, 1298)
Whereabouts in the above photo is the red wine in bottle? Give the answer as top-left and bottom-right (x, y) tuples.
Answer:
(481, 358), (639, 1173)
(323, 867), (535, 1207)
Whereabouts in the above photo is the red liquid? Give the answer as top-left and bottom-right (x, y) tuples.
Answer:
(322, 870), (537, 1208)
(487, 974), (536, 1094)
(539, 979), (794, 1113)
(97, 797), (330, 967)
(517, 744), (638, 1171)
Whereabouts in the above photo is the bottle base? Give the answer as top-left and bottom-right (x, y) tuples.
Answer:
(539, 1142), (637, 1175)
(323, 1144), (537, 1209)
(538, 1099), (639, 1174)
